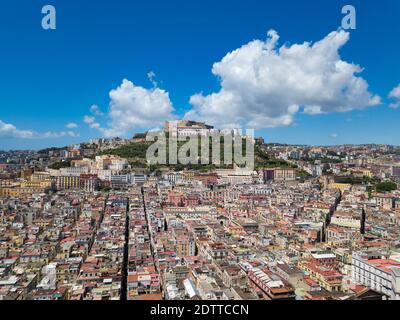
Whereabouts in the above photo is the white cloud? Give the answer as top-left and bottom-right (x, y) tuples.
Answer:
(83, 115), (102, 130)
(42, 131), (80, 138)
(66, 122), (78, 129)
(86, 79), (175, 138)
(90, 104), (104, 116)
(0, 119), (79, 139)
(389, 84), (400, 109)
(83, 116), (96, 125)
(0, 120), (36, 139)
(330, 133), (338, 139)
(147, 71), (158, 88)
(186, 29), (381, 129)
(303, 106), (323, 115)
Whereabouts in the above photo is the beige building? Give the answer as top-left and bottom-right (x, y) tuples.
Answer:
(56, 175), (81, 190)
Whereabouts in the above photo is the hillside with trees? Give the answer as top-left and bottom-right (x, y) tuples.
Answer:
(99, 135), (295, 171)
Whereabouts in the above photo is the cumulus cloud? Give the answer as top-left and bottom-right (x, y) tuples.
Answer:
(83, 116), (96, 125)
(0, 120), (36, 139)
(90, 104), (104, 116)
(66, 122), (78, 129)
(388, 84), (400, 109)
(186, 29), (381, 129)
(330, 133), (338, 139)
(83, 115), (102, 130)
(0, 119), (79, 139)
(147, 71), (158, 88)
(86, 79), (175, 137)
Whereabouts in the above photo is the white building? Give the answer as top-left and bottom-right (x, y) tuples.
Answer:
(60, 166), (89, 176)
(164, 172), (183, 184)
(131, 174), (147, 185)
(165, 120), (215, 138)
(330, 211), (362, 229)
(352, 251), (400, 300)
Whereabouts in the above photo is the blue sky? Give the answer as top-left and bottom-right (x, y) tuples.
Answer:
(0, 0), (399, 150)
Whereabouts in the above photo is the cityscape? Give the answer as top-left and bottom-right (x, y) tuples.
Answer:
(1, 0), (400, 307)
(1, 120), (400, 300)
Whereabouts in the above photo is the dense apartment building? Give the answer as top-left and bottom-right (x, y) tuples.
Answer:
(298, 260), (343, 292)
(55, 175), (82, 190)
(246, 266), (296, 300)
(352, 251), (400, 300)
(263, 168), (296, 182)
(373, 194), (394, 209)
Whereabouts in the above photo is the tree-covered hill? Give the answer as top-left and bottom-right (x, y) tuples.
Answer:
(99, 134), (295, 171)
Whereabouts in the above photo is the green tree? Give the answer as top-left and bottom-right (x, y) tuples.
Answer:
(375, 181), (397, 193)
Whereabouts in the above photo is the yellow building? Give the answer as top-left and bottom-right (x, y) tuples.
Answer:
(56, 175), (81, 190)
(0, 185), (23, 197)
(328, 183), (351, 192)
(183, 170), (195, 181)
(175, 236), (195, 257)
(0, 173), (52, 196)
(0, 184), (50, 197)
(21, 180), (51, 189)
(298, 260), (343, 292)
(362, 170), (373, 178)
